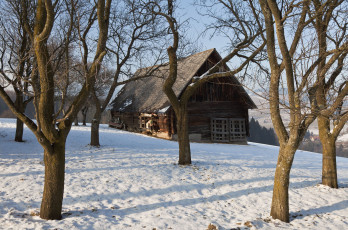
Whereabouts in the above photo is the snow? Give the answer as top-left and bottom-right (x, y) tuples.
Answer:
(119, 99), (132, 111)
(1, 118), (348, 230)
(158, 106), (170, 113)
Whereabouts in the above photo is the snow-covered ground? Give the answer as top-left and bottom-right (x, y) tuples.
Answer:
(1, 118), (348, 230)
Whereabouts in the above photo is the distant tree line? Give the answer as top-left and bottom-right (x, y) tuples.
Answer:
(300, 131), (348, 158)
(337, 145), (348, 158)
(0, 92), (110, 125)
(248, 117), (279, 146)
(248, 119), (348, 159)
(0, 91), (35, 119)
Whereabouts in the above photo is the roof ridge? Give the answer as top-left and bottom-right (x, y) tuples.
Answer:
(111, 48), (255, 113)
(134, 48), (216, 73)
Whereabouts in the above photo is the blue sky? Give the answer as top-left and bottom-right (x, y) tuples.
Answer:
(179, 0), (231, 55)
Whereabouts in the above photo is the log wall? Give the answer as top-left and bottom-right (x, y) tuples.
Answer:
(110, 75), (251, 143)
(187, 101), (249, 141)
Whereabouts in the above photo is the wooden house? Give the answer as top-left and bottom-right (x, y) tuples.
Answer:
(109, 49), (257, 143)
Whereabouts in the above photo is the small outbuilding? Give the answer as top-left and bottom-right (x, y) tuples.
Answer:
(109, 48), (257, 143)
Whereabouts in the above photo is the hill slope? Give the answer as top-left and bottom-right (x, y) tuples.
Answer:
(0, 118), (348, 229)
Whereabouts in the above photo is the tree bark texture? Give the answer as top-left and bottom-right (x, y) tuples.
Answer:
(270, 145), (296, 223)
(176, 108), (191, 165)
(40, 140), (66, 220)
(322, 141), (338, 188)
(318, 115), (338, 188)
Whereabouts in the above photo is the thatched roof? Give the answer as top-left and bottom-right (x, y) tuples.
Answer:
(111, 48), (256, 113)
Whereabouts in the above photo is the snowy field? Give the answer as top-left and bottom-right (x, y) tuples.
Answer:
(0, 118), (348, 230)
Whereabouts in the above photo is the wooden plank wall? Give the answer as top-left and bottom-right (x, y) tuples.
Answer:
(111, 111), (139, 131)
(111, 74), (251, 142)
(187, 101), (249, 141)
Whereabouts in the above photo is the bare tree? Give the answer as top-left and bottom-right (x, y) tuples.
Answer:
(61, 59), (94, 126)
(0, 0), (111, 220)
(259, 0), (316, 222)
(310, 0), (348, 188)
(202, 0), (346, 222)
(90, 65), (113, 145)
(0, 0), (35, 142)
(89, 0), (164, 146)
(151, 0), (265, 165)
(258, 0), (347, 222)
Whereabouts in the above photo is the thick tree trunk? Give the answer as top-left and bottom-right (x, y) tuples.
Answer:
(40, 140), (66, 220)
(270, 145), (296, 223)
(318, 116), (338, 188)
(90, 109), (101, 147)
(322, 141), (338, 188)
(176, 108), (191, 165)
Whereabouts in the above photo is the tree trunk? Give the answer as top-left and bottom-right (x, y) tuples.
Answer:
(15, 118), (24, 142)
(176, 108), (191, 165)
(74, 116), (79, 126)
(318, 116), (338, 188)
(90, 109), (101, 147)
(40, 140), (66, 220)
(14, 92), (26, 142)
(313, 9), (338, 189)
(270, 145), (296, 223)
(322, 141), (338, 188)
(82, 106), (88, 126)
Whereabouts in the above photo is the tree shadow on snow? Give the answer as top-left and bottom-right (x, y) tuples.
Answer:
(290, 199), (348, 221)
(113, 179), (317, 214)
(63, 177), (318, 222)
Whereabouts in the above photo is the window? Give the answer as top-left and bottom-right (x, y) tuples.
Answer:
(211, 118), (229, 142)
(229, 119), (246, 141)
(211, 118), (246, 142)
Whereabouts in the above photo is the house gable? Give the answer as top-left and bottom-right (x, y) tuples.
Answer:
(111, 49), (216, 113)
(109, 49), (256, 143)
